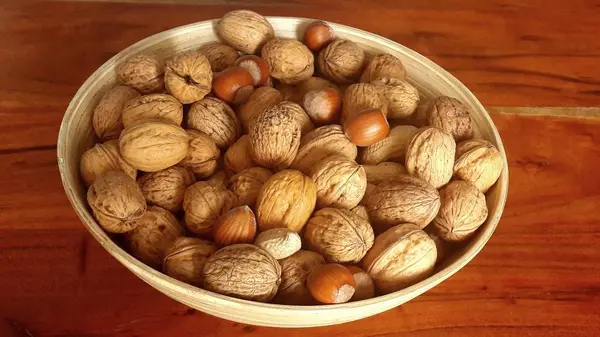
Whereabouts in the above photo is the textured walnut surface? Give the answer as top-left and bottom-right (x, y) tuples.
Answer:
(122, 93), (183, 128)
(228, 167), (273, 208)
(137, 166), (195, 212)
(405, 126), (456, 189)
(198, 42), (239, 72)
(261, 38), (314, 84)
(318, 39), (365, 84)
(117, 54), (164, 94)
(80, 140), (137, 187)
(92, 85), (140, 141)
(454, 139), (503, 192)
(188, 97), (240, 149)
(341, 83), (388, 123)
(310, 155), (367, 209)
(163, 237), (217, 287)
(426, 96), (474, 141)
(180, 129), (220, 178)
(164, 51), (212, 104)
(216, 10), (274, 54)
(360, 53), (406, 83)
(275, 250), (325, 304)
(371, 77), (419, 119)
(183, 181), (236, 235)
(292, 125), (357, 173)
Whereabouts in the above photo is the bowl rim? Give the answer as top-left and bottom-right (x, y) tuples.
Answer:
(57, 16), (509, 312)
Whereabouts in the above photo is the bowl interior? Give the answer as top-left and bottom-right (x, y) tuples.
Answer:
(57, 17), (508, 327)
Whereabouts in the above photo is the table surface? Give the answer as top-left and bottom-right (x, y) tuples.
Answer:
(1, 0), (599, 336)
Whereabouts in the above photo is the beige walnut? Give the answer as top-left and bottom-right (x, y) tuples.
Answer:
(261, 38), (314, 84)
(291, 125), (357, 174)
(254, 228), (302, 260)
(304, 208), (374, 263)
(217, 10), (274, 54)
(163, 237), (217, 287)
(206, 170), (228, 189)
(433, 180), (488, 242)
(165, 51), (212, 104)
(360, 53), (406, 83)
(125, 206), (185, 269)
(405, 127), (456, 189)
(87, 171), (146, 233)
(426, 96), (473, 141)
(188, 97), (241, 149)
(350, 205), (370, 222)
(341, 83), (388, 124)
(454, 139), (504, 193)
(279, 101), (314, 135)
(359, 125), (418, 165)
(122, 93), (183, 128)
(80, 140), (137, 186)
(119, 121), (189, 172)
(371, 77), (419, 119)
(275, 250), (325, 305)
(276, 82), (302, 103)
(424, 226), (448, 263)
(363, 175), (440, 229)
(238, 87), (283, 133)
(249, 102), (302, 170)
(92, 85), (140, 140)
(310, 155), (367, 209)
(228, 167), (273, 208)
(224, 135), (254, 174)
(183, 181), (237, 235)
(203, 244), (281, 302)
(363, 162), (407, 185)
(180, 130), (220, 178)
(137, 166), (196, 212)
(198, 42), (239, 72)
(362, 223), (437, 293)
(117, 54), (164, 94)
(255, 170), (317, 232)
(318, 39), (365, 84)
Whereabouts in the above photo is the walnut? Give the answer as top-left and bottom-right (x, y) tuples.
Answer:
(249, 102), (301, 170)
(454, 139), (504, 192)
(359, 125), (418, 165)
(238, 87), (282, 133)
(165, 51), (212, 104)
(362, 223), (436, 293)
(291, 125), (357, 174)
(310, 155), (367, 209)
(137, 166), (196, 212)
(224, 135), (255, 174)
(87, 171), (146, 233)
(363, 175), (440, 229)
(254, 228), (302, 260)
(360, 53), (406, 83)
(363, 162), (407, 185)
(92, 86), (140, 140)
(275, 250), (325, 304)
(261, 38), (314, 84)
(318, 39), (365, 84)
(279, 101), (314, 135)
(122, 93), (183, 128)
(206, 169), (228, 189)
(424, 226), (448, 263)
(304, 208), (374, 263)
(180, 130), (220, 178)
(80, 140), (137, 186)
(187, 97), (240, 149)
(405, 127), (456, 188)
(350, 205), (370, 222)
(163, 237), (217, 287)
(198, 42), (239, 72)
(183, 181), (236, 235)
(371, 77), (419, 119)
(426, 96), (473, 141)
(125, 206), (185, 269)
(119, 121), (189, 172)
(217, 10), (274, 54)
(255, 170), (316, 232)
(203, 244), (281, 302)
(341, 83), (388, 124)
(433, 180), (488, 242)
(228, 167), (273, 208)
(117, 54), (164, 94)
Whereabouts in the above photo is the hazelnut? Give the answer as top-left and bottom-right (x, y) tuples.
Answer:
(254, 228), (302, 260)
(344, 108), (390, 147)
(341, 83), (388, 124)
(163, 237), (217, 287)
(180, 130), (220, 178)
(87, 171), (146, 233)
(318, 39), (365, 84)
(236, 55), (270, 86)
(371, 77), (419, 119)
(454, 139), (504, 192)
(360, 53), (406, 83)
(302, 87), (342, 125)
(405, 126), (456, 189)
(426, 96), (474, 140)
(304, 208), (374, 263)
(212, 66), (255, 104)
(119, 121), (189, 172)
(256, 169), (317, 232)
(228, 167), (273, 208)
(217, 10), (274, 54)
(303, 21), (335, 52)
(198, 42), (239, 72)
(275, 250), (325, 304)
(117, 54), (164, 94)
(347, 266), (375, 301)
(292, 125), (357, 174)
(238, 87), (283, 133)
(125, 206), (185, 269)
(359, 125), (418, 165)
(92, 85), (140, 140)
(224, 135), (255, 174)
(261, 38), (314, 84)
(165, 51), (212, 104)
(187, 97), (241, 149)
(363, 162), (407, 185)
(307, 263), (356, 304)
(137, 166), (196, 212)
(122, 93), (183, 128)
(183, 181), (236, 235)
(80, 140), (137, 186)
(310, 155), (367, 209)
(212, 205), (257, 246)
(203, 244), (281, 302)
(296, 77), (340, 99)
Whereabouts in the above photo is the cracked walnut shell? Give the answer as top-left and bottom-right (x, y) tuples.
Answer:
(203, 244), (281, 302)
(183, 181), (236, 235)
(117, 54), (164, 94)
(318, 39), (365, 84)
(291, 125), (357, 174)
(92, 85), (140, 141)
(188, 97), (240, 149)
(198, 42), (239, 72)
(405, 127), (456, 189)
(426, 96), (474, 141)
(262, 38), (314, 85)
(122, 93), (183, 128)
(137, 166), (196, 212)
(165, 51), (212, 104)
(80, 140), (137, 186)
(275, 250), (325, 305)
(454, 139), (503, 193)
(217, 10), (274, 55)
(163, 237), (217, 287)
(371, 77), (419, 119)
(310, 155), (367, 209)
(228, 167), (273, 208)
(360, 53), (406, 83)
(180, 130), (220, 178)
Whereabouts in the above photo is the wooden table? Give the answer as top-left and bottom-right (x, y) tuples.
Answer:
(1, 1), (599, 336)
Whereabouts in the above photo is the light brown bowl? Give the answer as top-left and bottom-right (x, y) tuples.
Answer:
(57, 17), (508, 327)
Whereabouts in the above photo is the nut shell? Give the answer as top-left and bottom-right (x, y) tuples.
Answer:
(360, 53), (406, 83)
(238, 87), (283, 133)
(275, 250), (325, 304)
(426, 96), (473, 141)
(347, 266), (375, 301)
(137, 166), (196, 212)
(280, 101), (314, 135)
(228, 167), (273, 208)
(318, 39), (365, 84)
(188, 97), (240, 149)
(371, 77), (419, 119)
(343, 108), (390, 147)
(163, 237), (217, 286)
(405, 127), (456, 189)
(117, 54), (164, 94)
(254, 228), (302, 260)
(80, 140), (137, 186)
(212, 205), (257, 246)
(341, 83), (388, 124)
(310, 155), (367, 209)
(180, 130), (220, 178)
(122, 93), (183, 128)
(454, 139), (504, 193)
(261, 38), (314, 84)
(165, 51), (212, 104)
(359, 125), (418, 165)
(302, 87), (342, 125)
(203, 244), (281, 302)
(292, 125), (357, 174)
(363, 162), (407, 185)
(217, 10), (274, 54)
(236, 55), (270, 86)
(183, 181), (237, 235)
(212, 66), (255, 104)
(198, 42), (239, 72)
(92, 86), (140, 140)
(303, 21), (335, 52)
(307, 263), (356, 304)
(296, 76), (340, 99)
(224, 135), (255, 174)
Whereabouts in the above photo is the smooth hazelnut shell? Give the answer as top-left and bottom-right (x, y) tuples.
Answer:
(213, 66), (255, 104)
(212, 205), (257, 246)
(304, 21), (335, 52)
(307, 263), (356, 304)
(236, 55), (270, 86)
(302, 87), (342, 125)
(343, 108), (390, 147)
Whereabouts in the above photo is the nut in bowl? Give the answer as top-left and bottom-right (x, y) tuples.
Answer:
(58, 13), (508, 328)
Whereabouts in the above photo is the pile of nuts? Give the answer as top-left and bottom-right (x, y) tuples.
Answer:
(81, 10), (504, 305)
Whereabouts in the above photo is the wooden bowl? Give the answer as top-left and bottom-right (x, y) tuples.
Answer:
(57, 17), (508, 327)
